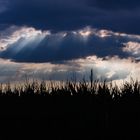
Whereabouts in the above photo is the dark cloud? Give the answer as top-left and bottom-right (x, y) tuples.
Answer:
(0, 0), (88, 31)
(0, 27), (138, 63)
(0, 0), (140, 34)
(88, 0), (140, 10)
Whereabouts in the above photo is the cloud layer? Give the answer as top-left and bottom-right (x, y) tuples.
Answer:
(0, 56), (139, 84)
(0, 26), (140, 63)
(1, 0), (140, 34)
(0, 26), (139, 83)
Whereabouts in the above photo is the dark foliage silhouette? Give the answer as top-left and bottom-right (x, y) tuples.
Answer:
(0, 73), (140, 139)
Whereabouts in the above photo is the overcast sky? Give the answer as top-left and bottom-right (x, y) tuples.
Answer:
(0, 0), (140, 83)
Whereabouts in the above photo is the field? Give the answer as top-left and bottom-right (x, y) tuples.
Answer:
(0, 75), (140, 140)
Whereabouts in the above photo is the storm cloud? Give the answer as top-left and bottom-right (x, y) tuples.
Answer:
(0, 26), (140, 63)
(0, 0), (140, 34)
(88, 0), (140, 10)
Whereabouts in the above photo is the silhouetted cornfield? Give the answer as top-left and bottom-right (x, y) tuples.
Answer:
(0, 77), (140, 98)
(0, 73), (140, 139)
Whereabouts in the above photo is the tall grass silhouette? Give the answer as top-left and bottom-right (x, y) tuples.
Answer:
(0, 71), (140, 139)
(0, 73), (139, 98)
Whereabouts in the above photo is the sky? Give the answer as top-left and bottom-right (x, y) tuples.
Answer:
(0, 0), (140, 83)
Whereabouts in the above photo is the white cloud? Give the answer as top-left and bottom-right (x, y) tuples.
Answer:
(0, 26), (50, 51)
(123, 42), (140, 59)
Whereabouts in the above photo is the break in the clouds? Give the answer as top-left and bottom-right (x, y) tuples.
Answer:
(0, 0), (140, 34)
(0, 26), (140, 63)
